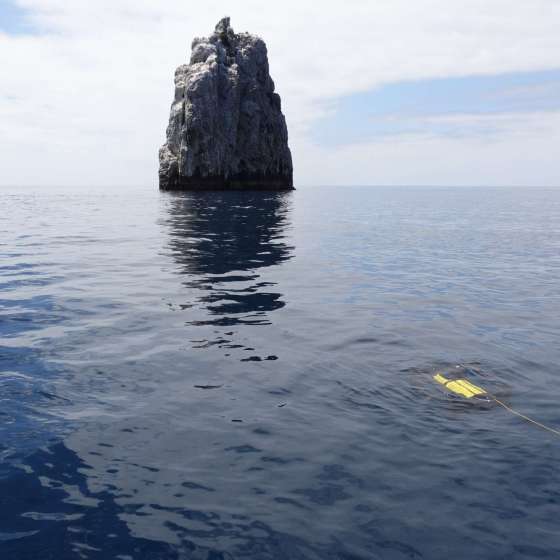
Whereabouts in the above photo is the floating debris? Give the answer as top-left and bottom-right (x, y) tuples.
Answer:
(194, 384), (223, 390)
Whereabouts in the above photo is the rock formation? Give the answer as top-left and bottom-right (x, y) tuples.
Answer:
(159, 17), (293, 190)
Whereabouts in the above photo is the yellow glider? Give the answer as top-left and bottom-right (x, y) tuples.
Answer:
(433, 372), (487, 399)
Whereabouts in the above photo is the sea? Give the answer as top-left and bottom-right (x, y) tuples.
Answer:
(1, 185), (559, 559)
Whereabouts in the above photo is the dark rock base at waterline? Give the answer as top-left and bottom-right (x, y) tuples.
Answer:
(159, 173), (294, 191)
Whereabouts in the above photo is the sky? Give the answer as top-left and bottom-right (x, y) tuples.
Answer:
(1, 0), (560, 188)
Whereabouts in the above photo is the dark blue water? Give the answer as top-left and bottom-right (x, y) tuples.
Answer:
(1, 186), (559, 559)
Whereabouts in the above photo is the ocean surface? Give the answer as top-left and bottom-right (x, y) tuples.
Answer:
(1, 185), (559, 559)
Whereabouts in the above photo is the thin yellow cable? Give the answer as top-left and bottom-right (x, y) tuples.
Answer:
(491, 397), (560, 438)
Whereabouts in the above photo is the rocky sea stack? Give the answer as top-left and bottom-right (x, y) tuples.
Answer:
(159, 17), (293, 190)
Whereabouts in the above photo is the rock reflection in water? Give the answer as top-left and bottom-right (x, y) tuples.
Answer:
(164, 191), (294, 358)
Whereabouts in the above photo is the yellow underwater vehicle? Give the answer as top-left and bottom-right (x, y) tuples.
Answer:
(433, 365), (560, 437)
(434, 366), (491, 401)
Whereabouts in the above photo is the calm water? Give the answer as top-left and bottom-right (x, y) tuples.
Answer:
(1, 186), (559, 559)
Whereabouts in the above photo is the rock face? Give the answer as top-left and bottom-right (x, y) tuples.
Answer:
(159, 17), (293, 190)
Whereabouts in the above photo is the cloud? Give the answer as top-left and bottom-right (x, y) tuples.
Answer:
(386, 111), (558, 139)
(311, 69), (560, 146)
(1, 0), (560, 186)
(296, 110), (560, 186)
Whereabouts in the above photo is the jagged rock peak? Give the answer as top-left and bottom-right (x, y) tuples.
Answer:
(214, 16), (233, 38)
(159, 18), (293, 190)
